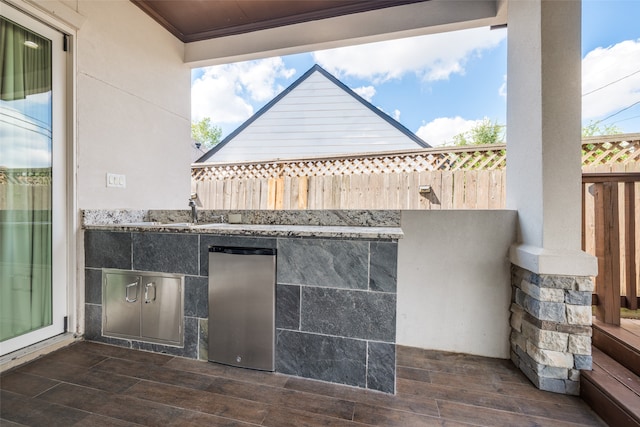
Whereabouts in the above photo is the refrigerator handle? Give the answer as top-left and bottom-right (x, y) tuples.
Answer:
(144, 282), (157, 304)
(125, 282), (138, 303)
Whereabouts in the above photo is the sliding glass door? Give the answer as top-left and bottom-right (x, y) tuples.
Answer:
(0, 4), (68, 355)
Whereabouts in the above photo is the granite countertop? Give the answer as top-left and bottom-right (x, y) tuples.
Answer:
(84, 222), (403, 239)
(82, 210), (403, 239)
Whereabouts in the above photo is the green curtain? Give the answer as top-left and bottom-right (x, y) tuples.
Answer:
(0, 16), (53, 342)
(0, 17), (51, 101)
(0, 201), (52, 341)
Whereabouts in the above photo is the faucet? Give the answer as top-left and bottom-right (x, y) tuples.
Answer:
(188, 193), (198, 224)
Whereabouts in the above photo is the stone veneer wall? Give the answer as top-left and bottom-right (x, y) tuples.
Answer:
(509, 265), (594, 395)
(84, 230), (397, 393)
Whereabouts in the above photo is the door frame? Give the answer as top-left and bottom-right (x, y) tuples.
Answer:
(0, 0), (76, 357)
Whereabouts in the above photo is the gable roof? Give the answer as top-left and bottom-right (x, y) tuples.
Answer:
(196, 64), (429, 163)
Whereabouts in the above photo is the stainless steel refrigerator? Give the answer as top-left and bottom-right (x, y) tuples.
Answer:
(208, 246), (276, 371)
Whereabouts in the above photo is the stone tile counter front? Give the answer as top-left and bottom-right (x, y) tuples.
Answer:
(276, 238), (397, 392)
(83, 210), (400, 393)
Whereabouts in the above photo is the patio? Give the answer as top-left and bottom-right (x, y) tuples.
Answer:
(1, 341), (604, 426)
(0, 0), (618, 424)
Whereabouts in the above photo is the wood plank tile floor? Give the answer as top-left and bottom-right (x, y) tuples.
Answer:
(1, 341), (606, 426)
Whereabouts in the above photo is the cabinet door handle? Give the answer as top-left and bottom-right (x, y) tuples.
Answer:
(125, 282), (138, 303)
(144, 282), (156, 304)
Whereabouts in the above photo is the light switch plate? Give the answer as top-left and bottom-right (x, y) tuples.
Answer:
(106, 173), (126, 188)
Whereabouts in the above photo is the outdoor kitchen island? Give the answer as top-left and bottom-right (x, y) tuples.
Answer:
(82, 209), (402, 394)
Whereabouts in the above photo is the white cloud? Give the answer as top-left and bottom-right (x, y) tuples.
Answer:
(313, 27), (506, 83)
(191, 57), (296, 124)
(374, 105), (402, 123)
(416, 116), (484, 146)
(352, 85), (376, 102)
(0, 106), (51, 168)
(582, 39), (640, 120)
(238, 59), (296, 102)
(191, 73), (252, 124)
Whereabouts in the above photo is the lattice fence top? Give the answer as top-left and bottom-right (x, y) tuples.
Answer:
(192, 144), (507, 181)
(191, 134), (640, 181)
(581, 134), (640, 167)
(0, 167), (52, 185)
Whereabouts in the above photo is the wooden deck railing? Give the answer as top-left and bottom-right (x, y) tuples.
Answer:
(583, 173), (640, 325)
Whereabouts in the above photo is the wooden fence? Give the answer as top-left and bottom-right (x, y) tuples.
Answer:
(193, 170), (506, 210)
(191, 143), (509, 210)
(582, 173), (640, 325)
(191, 134), (640, 210)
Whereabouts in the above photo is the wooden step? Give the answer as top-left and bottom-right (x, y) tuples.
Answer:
(592, 318), (640, 377)
(581, 347), (640, 427)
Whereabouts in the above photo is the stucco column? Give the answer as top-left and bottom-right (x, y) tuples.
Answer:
(507, 0), (595, 275)
(506, 0), (597, 395)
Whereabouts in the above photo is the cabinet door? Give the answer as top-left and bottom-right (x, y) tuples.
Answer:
(103, 272), (141, 338)
(141, 275), (183, 346)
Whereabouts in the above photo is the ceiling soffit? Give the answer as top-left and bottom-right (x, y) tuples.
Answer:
(131, 0), (429, 43)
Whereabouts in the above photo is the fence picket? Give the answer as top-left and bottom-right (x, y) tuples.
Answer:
(453, 172), (465, 208)
(275, 178), (285, 210)
(399, 173), (410, 210)
(430, 170), (443, 209)
(339, 175), (349, 209)
(624, 182), (637, 310)
(488, 170), (501, 209)
(408, 172), (419, 209)
(283, 177), (292, 210)
(476, 170), (490, 209)
(323, 176), (332, 208)
(251, 179), (261, 209)
(388, 173), (397, 209)
(259, 178), (268, 209)
(331, 175), (341, 208)
(314, 176), (323, 209)
(298, 176), (308, 209)
(465, 170), (478, 209)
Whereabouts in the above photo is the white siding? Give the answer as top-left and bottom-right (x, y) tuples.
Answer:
(211, 71), (423, 162)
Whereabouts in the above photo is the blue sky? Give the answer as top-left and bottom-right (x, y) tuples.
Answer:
(192, 1), (640, 147)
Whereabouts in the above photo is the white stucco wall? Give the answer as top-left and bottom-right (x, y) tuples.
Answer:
(76, 0), (191, 209)
(397, 210), (517, 358)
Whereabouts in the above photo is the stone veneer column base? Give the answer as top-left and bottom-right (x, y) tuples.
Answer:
(509, 265), (594, 395)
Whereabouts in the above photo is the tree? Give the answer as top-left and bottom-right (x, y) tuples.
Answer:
(582, 120), (622, 137)
(452, 118), (505, 146)
(191, 117), (222, 149)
